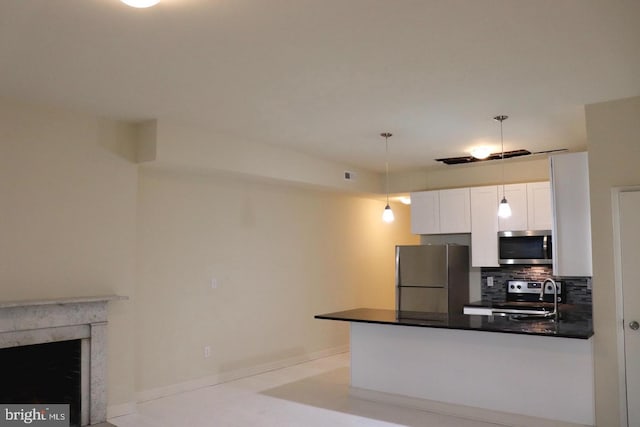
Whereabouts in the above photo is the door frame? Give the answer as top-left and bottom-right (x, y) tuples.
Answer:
(612, 185), (640, 427)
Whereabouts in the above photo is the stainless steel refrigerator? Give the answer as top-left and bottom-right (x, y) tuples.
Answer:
(396, 244), (469, 317)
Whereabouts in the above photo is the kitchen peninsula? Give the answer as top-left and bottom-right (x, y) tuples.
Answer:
(315, 308), (594, 426)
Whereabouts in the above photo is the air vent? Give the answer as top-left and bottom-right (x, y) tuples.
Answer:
(344, 171), (357, 181)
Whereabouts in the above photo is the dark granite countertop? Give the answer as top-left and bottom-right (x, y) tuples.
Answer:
(315, 305), (593, 339)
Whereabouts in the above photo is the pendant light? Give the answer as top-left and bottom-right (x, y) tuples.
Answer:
(495, 115), (512, 218)
(470, 146), (492, 160)
(121, 0), (160, 8)
(381, 132), (395, 223)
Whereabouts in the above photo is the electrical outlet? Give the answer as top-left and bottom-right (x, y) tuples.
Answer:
(204, 345), (211, 358)
(487, 276), (494, 287)
(211, 278), (218, 289)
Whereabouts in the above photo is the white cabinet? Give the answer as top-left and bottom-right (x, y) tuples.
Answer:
(410, 191), (439, 234)
(470, 186), (500, 267)
(498, 182), (552, 231)
(439, 188), (471, 233)
(527, 182), (552, 230)
(410, 188), (470, 234)
(550, 152), (592, 277)
(498, 184), (528, 231)
(411, 182), (547, 238)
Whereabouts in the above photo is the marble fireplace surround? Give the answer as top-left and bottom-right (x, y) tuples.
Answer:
(0, 296), (125, 426)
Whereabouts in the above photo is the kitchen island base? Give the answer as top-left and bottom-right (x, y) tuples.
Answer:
(351, 322), (594, 426)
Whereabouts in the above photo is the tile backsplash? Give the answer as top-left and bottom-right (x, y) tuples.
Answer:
(481, 265), (592, 305)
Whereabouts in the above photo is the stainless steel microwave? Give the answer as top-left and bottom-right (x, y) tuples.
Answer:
(498, 230), (552, 265)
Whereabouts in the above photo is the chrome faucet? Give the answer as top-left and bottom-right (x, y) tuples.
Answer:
(540, 278), (559, 317)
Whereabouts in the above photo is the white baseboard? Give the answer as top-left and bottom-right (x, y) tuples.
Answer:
(106, 401), (136, 419)
(350, 387), (590, 427)
(135, 345), (349, 404)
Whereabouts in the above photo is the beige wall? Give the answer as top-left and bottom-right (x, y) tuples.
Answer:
(0, 99), (138, 407)
(135, 167), (417, 392)
(0, 99), (419, 408)
(586, 95), (640, 426)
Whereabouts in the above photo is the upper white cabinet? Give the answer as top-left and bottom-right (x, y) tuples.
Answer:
(410, 188), (470, 234)
(550, 152), (592, 277)
(470, 186), (500, 267)
(498, 184), (528, 231)
(527, 182), (552, 231)
(411, 182), (549, 238)
(410, 190), (440, 234)
(439, 188), (471, 233)
(498, 182), (552, 231)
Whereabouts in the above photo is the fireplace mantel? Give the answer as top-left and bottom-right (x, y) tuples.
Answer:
(0, 295), (126, 309)
(0, 295), (126, 426)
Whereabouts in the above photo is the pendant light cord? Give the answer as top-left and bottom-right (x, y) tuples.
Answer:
(494, 115), (508, 198)
(500, 119), (505, 198)
(385, 134), (390, 205)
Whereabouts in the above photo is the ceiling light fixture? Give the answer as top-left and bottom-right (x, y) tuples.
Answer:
(470, 146), (492, 160)
(120, 0), (160, 8)
(381, 132), (394, 223)
(495, 115), (512, 218)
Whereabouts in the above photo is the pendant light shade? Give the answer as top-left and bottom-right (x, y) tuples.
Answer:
(498, 197), (512, 218)
(494, 115), (512, 218)
(382, 204), (395, 222)
(381, 132), (394, 223)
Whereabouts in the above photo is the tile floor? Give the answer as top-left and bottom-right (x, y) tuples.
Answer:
(110, 352), (508, 427)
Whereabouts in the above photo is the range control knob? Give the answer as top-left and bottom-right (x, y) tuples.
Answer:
(516, 284), (521, 289)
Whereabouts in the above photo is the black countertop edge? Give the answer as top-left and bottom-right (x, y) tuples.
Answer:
(315, 308), (593, 340)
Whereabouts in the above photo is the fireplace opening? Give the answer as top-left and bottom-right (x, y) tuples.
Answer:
(0, 339), (82, 426)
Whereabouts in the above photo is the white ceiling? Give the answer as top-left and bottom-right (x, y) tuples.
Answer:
(1, 0), (639, 172)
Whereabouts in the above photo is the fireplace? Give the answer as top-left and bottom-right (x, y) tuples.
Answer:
(0, 296), (124, 426)
(1, 340), (82, 425)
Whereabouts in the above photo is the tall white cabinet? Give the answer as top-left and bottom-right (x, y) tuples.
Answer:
(470, 186), (500, 267)
(550, 152), (593, 277)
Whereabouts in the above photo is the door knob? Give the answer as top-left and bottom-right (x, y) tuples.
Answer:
(630, 321), (640, 330)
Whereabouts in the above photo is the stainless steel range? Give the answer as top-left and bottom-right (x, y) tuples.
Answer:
(506, 280), (564, 304)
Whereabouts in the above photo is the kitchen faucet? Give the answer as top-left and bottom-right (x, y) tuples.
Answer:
(540, 278), (559, 317)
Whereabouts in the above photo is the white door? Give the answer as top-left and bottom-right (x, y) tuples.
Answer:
(619, 190), (640, 426)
